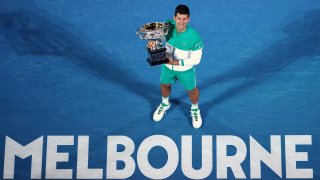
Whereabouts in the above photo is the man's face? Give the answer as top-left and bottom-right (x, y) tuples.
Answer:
(174, 13), (190, 32)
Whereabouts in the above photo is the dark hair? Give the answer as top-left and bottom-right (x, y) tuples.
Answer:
(175, 5), (190, 17)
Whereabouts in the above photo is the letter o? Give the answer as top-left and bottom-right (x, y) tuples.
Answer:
(137, 135), (179, 179)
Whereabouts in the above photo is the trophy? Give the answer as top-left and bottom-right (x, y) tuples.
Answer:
(137, 22), (170, 66)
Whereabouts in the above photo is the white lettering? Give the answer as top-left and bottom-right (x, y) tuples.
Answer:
(106, 136), (135, 179)
(3, 136), (43, 179)
(137, 135), (179, 179)
(216, 135), (247, 179)
(250, 135), (282, 178)
(77, 136), (103, 179)
(2, 134), (315, 179)
(45, 136), (74, 179)
(181, 135), (212, 179)
(285, 135), (313, 178)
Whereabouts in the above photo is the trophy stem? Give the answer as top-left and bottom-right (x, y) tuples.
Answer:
(155, 39), (163, 48)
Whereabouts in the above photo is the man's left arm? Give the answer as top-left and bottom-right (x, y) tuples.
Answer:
(169, 34), (203, 66)
(177, 48), (203, 66)
(167, 47), (203, 66)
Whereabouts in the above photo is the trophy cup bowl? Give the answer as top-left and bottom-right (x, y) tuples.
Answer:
(137, 22), (170, 66)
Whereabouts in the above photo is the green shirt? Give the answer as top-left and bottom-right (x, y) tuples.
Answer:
(165, 19), (204, 51)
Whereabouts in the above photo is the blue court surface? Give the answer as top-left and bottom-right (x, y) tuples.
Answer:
(0, 0), (320, 179)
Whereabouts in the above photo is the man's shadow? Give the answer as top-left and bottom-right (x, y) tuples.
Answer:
(176, 9), (320, 126)
(0, 7), (160, 116)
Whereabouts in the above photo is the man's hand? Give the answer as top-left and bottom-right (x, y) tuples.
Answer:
(166, 57), (179, 65)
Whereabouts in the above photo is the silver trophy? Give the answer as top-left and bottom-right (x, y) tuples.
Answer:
(137, 22), (170, 66)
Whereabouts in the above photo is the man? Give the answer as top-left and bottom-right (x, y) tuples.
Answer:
(148, 4), (204, 129)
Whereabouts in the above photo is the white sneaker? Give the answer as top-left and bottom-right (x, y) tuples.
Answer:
(153, 102), (170, 122)
(191, 108), (202, 129)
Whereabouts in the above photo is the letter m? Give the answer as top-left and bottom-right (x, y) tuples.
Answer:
(3, 136), (43, 179)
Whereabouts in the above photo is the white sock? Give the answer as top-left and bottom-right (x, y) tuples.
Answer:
(191, 103), (199, 110)
(162, 96), (169, 105)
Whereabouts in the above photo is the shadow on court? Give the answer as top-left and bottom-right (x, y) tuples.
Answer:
(176, 9), (320, 125)
(202, 9), (320, 119)
(0, 6), (159, 110)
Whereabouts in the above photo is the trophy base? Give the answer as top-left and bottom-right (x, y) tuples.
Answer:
(146, 58), (169, 66)
(146, 47), (169, 66)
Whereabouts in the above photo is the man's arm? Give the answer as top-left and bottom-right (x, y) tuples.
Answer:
(167, 48), (203, 66)
(178, 48), (203, 66)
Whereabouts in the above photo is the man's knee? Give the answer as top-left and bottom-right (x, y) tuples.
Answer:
(161, 84), (171, 88)
(188, 87), (198, 94)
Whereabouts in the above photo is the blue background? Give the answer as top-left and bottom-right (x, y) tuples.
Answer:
(0, 0), (319, 179)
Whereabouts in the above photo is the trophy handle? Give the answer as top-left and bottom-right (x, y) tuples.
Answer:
(136, 28), (144, 39)
(164, 22), (170, 28)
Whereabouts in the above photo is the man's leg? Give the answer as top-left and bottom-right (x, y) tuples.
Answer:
(188, 87), (202, 129)
(188, 87), (199, 104)
(153, 65), (176, 122)
(161, 84), (171, 98)
(176, 67), (202, 128)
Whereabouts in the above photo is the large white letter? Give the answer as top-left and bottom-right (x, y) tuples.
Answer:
(3, 136), (43, 179)
(250, 135), (282, 178)
(216, 135), (247, 179)
(181, 135), (212, 179)
(137, 135), (178, 179)
(45, 136), (74, 179)
(106, 136), (135, 179)
(285, 135), (313, 178)
(77, 136), (103, 179)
